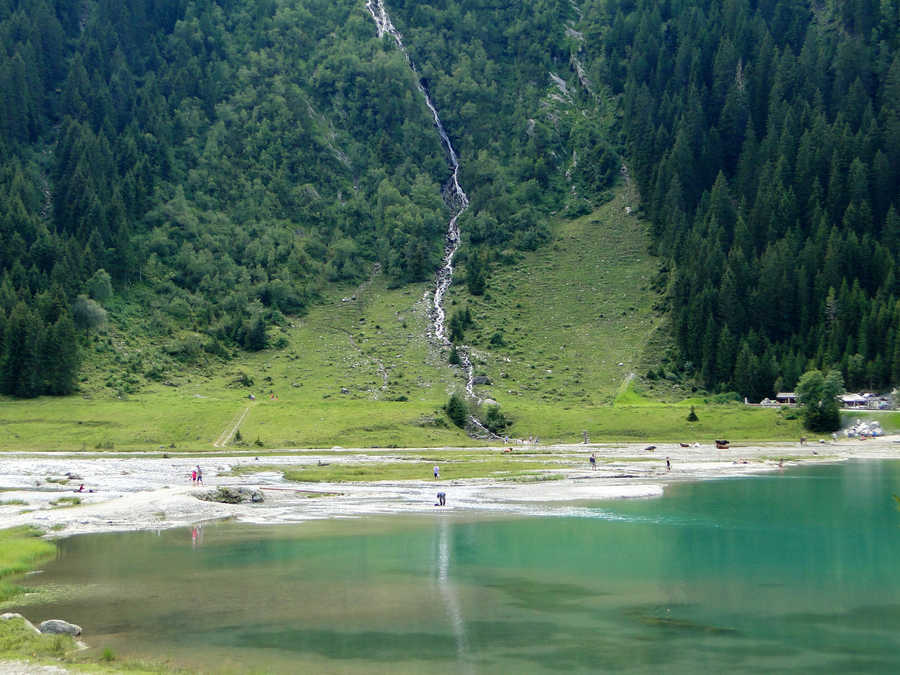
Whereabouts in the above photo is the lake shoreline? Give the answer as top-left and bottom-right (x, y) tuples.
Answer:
(1, 437), (898, 539)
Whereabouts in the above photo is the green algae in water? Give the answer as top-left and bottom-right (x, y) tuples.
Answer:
(14, 460), (900, 673)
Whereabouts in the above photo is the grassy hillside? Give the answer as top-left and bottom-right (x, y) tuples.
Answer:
(0, 186), (804, 450)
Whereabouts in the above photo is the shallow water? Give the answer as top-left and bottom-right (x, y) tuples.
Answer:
(19, 461), (900, 673)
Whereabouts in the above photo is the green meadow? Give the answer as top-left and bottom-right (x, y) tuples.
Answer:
(0, 190), (804, 451)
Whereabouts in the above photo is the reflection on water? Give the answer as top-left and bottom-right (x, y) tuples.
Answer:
(16, 461), (900, 673)
(437, 517), (472, 673)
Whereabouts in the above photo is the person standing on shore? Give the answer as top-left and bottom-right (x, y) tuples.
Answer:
(433, 465), (440, 479)
(666, 457), (671, 472)
(191, 469), (197, 484)
(590, 453), (596, 470)
(196, 465), (203, 484)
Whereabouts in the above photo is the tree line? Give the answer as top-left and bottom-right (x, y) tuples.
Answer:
(579, 0), (900, 396)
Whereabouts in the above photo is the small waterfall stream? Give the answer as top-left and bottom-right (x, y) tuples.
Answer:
(365, 0), (497, 437)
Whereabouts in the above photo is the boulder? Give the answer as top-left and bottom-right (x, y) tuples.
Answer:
(1, 613), (41, 634)
(39, 619), (82, 636)
(472, 376), (492, 385)
(197, 487), (264, 504)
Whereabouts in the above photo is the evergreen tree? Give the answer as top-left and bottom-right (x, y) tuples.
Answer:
(0, 303), (42, 398)
(445, 393), (468, 428)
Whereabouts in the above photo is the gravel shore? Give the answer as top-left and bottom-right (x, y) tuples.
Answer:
(1, 438), (898, 538)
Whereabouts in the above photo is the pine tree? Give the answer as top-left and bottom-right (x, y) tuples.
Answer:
(41, 312), (79, 395)
(0, 303), (42, 398)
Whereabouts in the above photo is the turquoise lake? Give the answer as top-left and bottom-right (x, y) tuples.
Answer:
(20, 460), (900, 673)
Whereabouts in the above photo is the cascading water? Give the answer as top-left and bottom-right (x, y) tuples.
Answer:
(365, 0), (497, 438)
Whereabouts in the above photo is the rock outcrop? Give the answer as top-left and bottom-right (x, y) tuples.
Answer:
(197, 487), (264, 504)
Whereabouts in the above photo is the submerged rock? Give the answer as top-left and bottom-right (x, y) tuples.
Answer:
(197, 487), (264, 504)
(39, 619), (82, 636)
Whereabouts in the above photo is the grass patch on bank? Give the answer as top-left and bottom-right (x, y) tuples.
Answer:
(1, 618), (174, 673)
(227, 454), (574, 483)
(0, 527), (55, 604)
(0, 617), (75, 659)
(49, 496), (81, 508)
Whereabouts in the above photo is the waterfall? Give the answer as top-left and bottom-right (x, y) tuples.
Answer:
(365, 0), (495, 424)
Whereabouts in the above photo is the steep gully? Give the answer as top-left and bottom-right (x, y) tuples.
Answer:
(365, 0), (499, 439)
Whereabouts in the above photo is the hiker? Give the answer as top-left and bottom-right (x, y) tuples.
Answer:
(590, 453), (596, 470)
(666, 457), (671, 472)
(436, 491), (446, 506)
(196, 465), (203, 484)
(191, 469), (197, 483)
(433, 465), (440, 479)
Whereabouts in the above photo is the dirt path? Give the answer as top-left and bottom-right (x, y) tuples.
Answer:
(213, 405), (251, 448)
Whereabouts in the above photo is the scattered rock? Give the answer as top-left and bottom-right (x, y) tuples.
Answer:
(196, 487), (264, 504)
(39, 619), (82, 636)
(846, 419), (883, 437)
(65, 472), (82, 480)
(473, 376), (492, 385)
(340, 387), (350, 394)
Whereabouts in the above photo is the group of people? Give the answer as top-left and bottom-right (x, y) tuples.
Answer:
(190, 465), (203, 484)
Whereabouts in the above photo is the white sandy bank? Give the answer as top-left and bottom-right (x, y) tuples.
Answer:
(1, 437), (898, 538)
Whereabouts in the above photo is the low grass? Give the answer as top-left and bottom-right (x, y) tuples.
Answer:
(0, 500), (26, 506)
(0, 527), (55, 604)
(0, 617), (172, 673)
(445, 185), (663, 412)
(0, 617), (74, 659)
(227, 453), (574, 482)
(49, 496), (81, 507)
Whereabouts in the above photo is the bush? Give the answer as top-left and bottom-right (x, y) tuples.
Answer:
(686, 405), (699, 422)
(71, 295), (107, 331)
(484, 405), (510, 433)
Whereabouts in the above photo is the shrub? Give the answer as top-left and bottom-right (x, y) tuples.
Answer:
(484, 405), (510, 433)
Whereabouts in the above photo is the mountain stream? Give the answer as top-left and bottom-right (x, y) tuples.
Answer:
(365, 0), (498, 438)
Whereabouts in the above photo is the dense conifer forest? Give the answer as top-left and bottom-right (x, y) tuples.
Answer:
(580, 0), (900, 396)
(1, 0), (898, 400)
